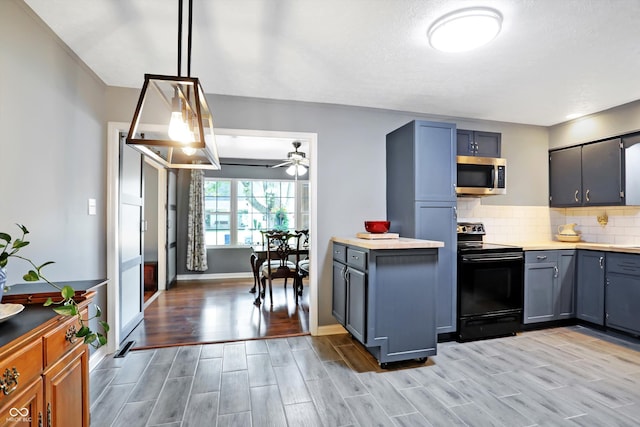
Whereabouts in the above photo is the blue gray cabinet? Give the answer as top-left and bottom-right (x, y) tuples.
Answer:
(457, 129), (502, 157)
(386, 120), (457, 335)
(576, 250), (606, 325)
(549, 138), (623, 207)
(331, 244), (347, 326)
(605, 253), (640, 335)
(331, 242), (438, 365)
(524, 250), (575, 324)
(386, 120), (457, 203)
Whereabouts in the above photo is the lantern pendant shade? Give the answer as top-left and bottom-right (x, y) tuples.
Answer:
(126, 74), (221, 170)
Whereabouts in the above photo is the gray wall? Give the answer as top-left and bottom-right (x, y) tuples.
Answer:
(1, 0), (107, 285)
(549, 99), (640, 149)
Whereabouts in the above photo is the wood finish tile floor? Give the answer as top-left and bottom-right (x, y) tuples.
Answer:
(91, 325), (640, 426)
(125, 279), (309, 349)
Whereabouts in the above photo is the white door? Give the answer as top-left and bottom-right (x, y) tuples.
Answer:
(119, 135), (144, 341)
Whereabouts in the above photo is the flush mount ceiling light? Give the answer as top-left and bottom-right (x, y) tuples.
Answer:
(126, 0), (220, 169)
(428, 7), (502, 53)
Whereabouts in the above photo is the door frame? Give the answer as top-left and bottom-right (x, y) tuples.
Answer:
(107, 122), (318, 353)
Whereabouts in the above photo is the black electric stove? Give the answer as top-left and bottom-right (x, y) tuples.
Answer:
(456, 222), (524, 341)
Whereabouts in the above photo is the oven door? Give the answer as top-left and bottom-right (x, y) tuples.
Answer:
(458, 251), (524, 318)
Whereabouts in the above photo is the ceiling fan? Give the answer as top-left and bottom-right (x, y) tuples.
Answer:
(272, 141), (309, 177)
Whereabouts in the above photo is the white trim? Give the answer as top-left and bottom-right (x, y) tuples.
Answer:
(176, 272), (254, 281)
(315, 324), (348, 336)
(88, 346), (109, 372)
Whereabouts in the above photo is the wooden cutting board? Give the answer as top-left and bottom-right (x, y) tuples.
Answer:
(356, 232), (400, 239)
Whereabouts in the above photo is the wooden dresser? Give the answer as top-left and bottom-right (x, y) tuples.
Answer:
(0, 293), (94, 427)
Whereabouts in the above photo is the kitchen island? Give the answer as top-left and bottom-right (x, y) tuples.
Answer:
(331, 236), (444, 366)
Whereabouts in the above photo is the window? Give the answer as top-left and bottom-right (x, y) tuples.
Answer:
(204, 178), (309, 246)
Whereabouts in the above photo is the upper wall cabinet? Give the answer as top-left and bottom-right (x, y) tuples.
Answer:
(549, 138), (623, 207)
(456, 130), (502, 158)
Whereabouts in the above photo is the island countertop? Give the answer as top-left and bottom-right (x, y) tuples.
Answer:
(332, 236), (444, 250)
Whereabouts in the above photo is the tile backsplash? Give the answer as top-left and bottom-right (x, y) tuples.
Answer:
(457, 199), (640, 245)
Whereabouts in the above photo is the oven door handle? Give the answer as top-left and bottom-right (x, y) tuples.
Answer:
(462, 255), (524, 262)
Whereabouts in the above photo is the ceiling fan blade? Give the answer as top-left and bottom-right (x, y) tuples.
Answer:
(299, 158), (310, 166)
(271, 161), (291, 168)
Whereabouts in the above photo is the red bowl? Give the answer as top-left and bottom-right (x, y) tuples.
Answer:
(364, 221), (390, 233)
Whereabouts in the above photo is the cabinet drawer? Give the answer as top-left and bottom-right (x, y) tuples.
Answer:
(346, 248), (367, 270)
(0, 339), (43, 404)
(607, 253), (640, 275)
(333, 244), (346, 263)
(43, 309), (86, 367)
(525, 251), (557, 264)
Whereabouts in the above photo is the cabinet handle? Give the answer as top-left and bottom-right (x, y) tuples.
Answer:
(554, 266), (559, 278)
(351, 255), (359, 260)
(0, 367), (19, 396)
(536, 255), (547, 260)
(453, 206), (457, 219)
(586, 189), (591, 202)
(599, 256), (604, 269)
(574, 190), (579, 202)
(65, 325), (78, 343)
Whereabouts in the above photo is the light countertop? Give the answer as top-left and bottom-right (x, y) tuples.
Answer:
(495, 240), (640, 254)
(332, 236), (444, 250)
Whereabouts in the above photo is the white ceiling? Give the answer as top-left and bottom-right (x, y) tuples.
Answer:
(23, 0), (640, 129)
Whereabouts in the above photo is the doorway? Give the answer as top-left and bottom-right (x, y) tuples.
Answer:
(107, 123), (318, 353)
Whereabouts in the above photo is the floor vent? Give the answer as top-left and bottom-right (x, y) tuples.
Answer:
(114, 340), (136, 358)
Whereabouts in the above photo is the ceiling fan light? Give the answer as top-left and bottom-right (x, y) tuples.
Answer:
(428, 7), (502, 52)
(285, 165), (297, 176)
(297, 165), (308, 176)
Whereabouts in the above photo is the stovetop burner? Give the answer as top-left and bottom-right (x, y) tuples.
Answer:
(457, 222), (522, 253)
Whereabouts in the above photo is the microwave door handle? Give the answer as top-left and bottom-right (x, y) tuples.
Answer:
(490, 167), (496, 189)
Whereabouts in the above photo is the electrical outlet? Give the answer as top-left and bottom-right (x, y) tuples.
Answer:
(88, 198), (97, 216)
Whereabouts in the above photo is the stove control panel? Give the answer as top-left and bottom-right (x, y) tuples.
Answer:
(457, 222), (485, 235)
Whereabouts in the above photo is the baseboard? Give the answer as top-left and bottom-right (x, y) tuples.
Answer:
(89, 345), (109, 371)
(176, 272), (254, 281)
(315, 324), (348, 336)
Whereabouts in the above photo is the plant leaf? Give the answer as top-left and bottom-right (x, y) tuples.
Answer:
(84, 333), (97, 345)
(76, 326), (91, 337)
(100, 321), (110, 333)
(23, 270), (39, 281)
(43, 297), (54, 306)
(0, 232), (10, 242)
(12, 239), (29, 249)
(95, 305), (102, 317)
(37, 261), (55, 269)
(61, 286), (75, 299)
(97, 334), (107, 346)
(53, 305), (76, 316)
(17, 224), (29, 234)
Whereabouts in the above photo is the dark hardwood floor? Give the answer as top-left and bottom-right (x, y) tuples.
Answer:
(125, 278), (309, 350)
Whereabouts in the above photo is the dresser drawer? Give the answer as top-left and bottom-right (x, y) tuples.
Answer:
(333, 244), (347, 263)
(43, 309), (86, 367)
(346, 248), (367, 270)
(607, 253), (640, 275)
(0, 339), (43, 404)
(525, 251), (557, 264)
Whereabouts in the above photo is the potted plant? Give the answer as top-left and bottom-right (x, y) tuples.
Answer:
(0, 224), (108, 348)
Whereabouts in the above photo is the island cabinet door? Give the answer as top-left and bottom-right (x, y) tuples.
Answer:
(44, 344), (89, 427)
(346, 267), (367, 343)
(332, 260), (347, 326)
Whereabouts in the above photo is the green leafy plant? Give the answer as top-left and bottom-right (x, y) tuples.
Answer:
(0, 224), (109, 348)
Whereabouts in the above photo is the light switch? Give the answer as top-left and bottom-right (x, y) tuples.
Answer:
(88, 198), (97, 216)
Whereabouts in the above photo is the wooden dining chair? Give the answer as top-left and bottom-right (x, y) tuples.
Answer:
(256, 230), (302, 306)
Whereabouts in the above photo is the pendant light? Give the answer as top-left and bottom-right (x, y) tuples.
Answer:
(126, 0), (220, 169)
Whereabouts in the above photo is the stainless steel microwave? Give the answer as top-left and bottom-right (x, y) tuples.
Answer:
(456, 155), (507, 196)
